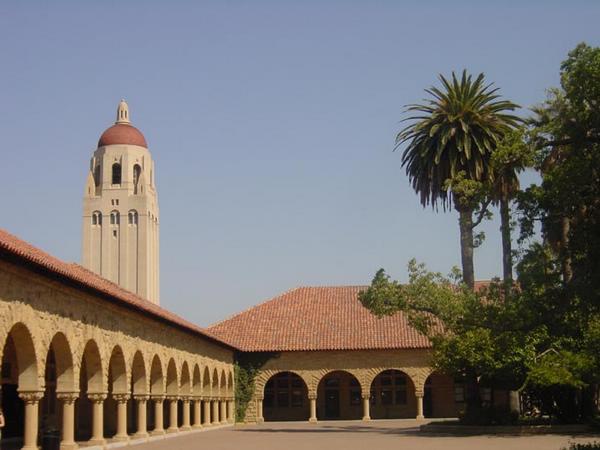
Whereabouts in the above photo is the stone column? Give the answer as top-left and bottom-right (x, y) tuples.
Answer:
(88, 393), (107, 445)
(203, 399), (211, 426)
(134, 395), (149, 438)
(181, 397), (191, 431)
(192, 398), (202, 429)
(227, 399), (235, 424)
(416, 392), (425, 420)
(362, 394), (371, 421)
(112, 393), (130, 442)
(256, 398), (264, 423)
(151, 396), (165, 435)
(211, 399), (219, 425)
(167, 396), (179, 433)
(308, 394), (317, 423)
(220, 400), (227, 424)
(19, 391), (44, 450)
(56, 392), (78, 450)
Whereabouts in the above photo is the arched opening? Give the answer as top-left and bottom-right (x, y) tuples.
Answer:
(317, 371), (361, 420)
(202, 367), (211, 424)
(191, 365), (201, 426)
(1, 323), (39, 443)
(227, 372), (233, 397)
(105, 346), (127, 438)
(133, 164), (141, 194)
(76, 339), (103, 441)
(211, 368), (218, 396)
(423, 372), (461, 418)
(370, 370), (416, 419)
(149, 355), (164, 431)
(94, 165), (101, 187)
(165, 359), (178, 429)
(40, 333), (74, 445)
(111, 163), (122, 185)
(131, 351), (147, 434)
(178, 362), (191, 427)
(263, 372), (309, 422)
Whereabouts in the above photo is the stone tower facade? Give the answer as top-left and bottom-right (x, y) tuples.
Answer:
(82, 100), (160, 304)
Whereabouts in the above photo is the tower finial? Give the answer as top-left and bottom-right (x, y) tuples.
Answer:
(115, 99), (131, 125)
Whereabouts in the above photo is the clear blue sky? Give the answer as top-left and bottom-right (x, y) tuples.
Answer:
(0, 1), (597, 326)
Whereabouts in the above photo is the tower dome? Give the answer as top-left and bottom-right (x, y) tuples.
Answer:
(97, 100), (148, 148)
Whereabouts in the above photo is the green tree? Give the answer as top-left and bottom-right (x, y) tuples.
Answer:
(359, 261), (542, 419)
(397, 71), (521, 289)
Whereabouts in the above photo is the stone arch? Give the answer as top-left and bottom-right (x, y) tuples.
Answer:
(255, 370), (311, 398)
(261, 371), (310, 422)
(80, 339), (104, 394)
(364, 367), (421, 395)
(108, 345), (128, 394)
(211, 367), (219, 394)
(47, 331), (75, 392)
(180, 361), (191, 396)
(369, 369), (417, 419)
(220, 369), (227, 396)
(423, 370), (459, 418)
(192, 364), (201, 396)
(166, 358), (179, 395)
(202, 366), (211, 396)
(131, 351), (147, 395)
(313, 369), (363, 394)
(150, 354), (164, 395)
(316, 370), (363, 420)
(227, 371), (233, 396)
(3, 322), (39, 391)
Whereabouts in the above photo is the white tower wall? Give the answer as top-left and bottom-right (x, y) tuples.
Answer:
(82, 101), (160, 304)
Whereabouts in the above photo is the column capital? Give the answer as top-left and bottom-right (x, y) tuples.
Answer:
(134, 394), (150, 401)
(152, 395), (166, 401)
(308, 393), (317, 400)
(415, 391), (424, 398)
(166, 395), (179, 401)
(18, 390), (44, 404)
(56, 391), (79, 403)
(113, 393), (130, 403)
(88, 392), (108, 402)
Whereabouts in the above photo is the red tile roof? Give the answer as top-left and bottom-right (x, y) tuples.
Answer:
(0, 228), (233, 350)
(208, 286), (432, 352)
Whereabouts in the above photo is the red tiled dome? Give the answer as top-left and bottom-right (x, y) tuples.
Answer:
(98, 124), (147, 148)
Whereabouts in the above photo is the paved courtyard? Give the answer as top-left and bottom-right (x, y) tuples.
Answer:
(131, 420), (600, 450)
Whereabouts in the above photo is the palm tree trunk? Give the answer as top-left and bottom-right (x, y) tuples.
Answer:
(500, 191), (513, 287)
(457, 205), (475, 290)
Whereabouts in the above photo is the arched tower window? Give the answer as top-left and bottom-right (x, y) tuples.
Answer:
(133, 164), (141, 194)
(91, 211), (102, 226)
(128, 210), (138, 225)
(112, 163), (122, 185)
(110, 211), (120, 225)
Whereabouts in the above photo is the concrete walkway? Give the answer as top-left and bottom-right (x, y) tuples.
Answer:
(129, 420), (600, 450)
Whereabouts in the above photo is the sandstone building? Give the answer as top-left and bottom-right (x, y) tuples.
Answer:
(0, 102), (477, 450)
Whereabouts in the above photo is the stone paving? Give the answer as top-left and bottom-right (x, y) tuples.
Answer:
(130, 420), (600, 450)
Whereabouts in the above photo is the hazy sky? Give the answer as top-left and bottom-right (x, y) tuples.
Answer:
(0, 1), (598, 327)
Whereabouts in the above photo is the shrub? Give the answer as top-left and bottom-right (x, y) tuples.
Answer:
(459, 405), (519, 425)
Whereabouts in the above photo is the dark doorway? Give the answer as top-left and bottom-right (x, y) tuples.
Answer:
(424, 379), (433, 417)
(324, 389), (340, 418)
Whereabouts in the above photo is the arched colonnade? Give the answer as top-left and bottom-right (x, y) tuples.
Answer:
(254, 367), (458, 423)
(1, 321), (234, 450)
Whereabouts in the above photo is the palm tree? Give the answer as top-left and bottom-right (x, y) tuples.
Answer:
(397, 70), (520, 290)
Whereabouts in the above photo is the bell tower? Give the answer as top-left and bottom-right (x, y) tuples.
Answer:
(82, 100), (160, 304)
